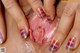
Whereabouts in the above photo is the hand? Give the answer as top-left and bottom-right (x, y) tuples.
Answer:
(0, 1), (6, 44)
(49, 0), (80, 52)
(27, 0), (56, 20)
(1, 0), (29, 41)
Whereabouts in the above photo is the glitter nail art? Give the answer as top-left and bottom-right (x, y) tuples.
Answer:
(49, 40), (59, 52)
(0, 33), (2, 44)
(66, 37), (76, 50)
(20, 28), (28, 39)
(37, 7), (46, 18)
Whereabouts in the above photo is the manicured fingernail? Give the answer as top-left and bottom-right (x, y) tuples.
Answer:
(0, 33), (3, 44)
(37, 7), (46, 18)
(66, 37), (76, 50)
(20, 28), (28, 39)
(46, 15), (53, 23)
(49, 40), (59, 52)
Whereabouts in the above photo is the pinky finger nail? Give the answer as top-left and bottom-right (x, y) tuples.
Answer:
(49, 40), (60, 52)
(20, 28), (28, 39)
(0, 33), (3, 44)
(66, 37), (76, 50)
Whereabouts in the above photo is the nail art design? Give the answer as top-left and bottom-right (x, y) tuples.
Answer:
(46, 15), (52, 23)
(66, 37), (76, 50)
(49, 40), (59, 52)
(0, 33), (3, 44)
(37, 7), (46, 18)
(20, 28), (28, 39)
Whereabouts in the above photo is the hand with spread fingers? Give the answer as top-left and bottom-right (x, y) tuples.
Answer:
(0, 0), (80, 53)
(0, 0), (56, 44)
(49, 0), (80, 52)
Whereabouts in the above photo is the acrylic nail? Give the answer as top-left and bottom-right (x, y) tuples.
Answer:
(46, 15), (53, 23)
(20, 28), (28, 39)
(37, 7), (46, 18)
(0, 33), (3, 44)
(49, 40), (59, 52)
(66, 37), (76, 50)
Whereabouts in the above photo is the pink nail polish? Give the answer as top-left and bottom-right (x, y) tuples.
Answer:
(66, 37), (76, 50)
(37, 7), (46, 18)
(20, 28), (28, 39)
(46, 15), (53, 23)
(49, 40), (59, 52)
(0, 32), (3, 44)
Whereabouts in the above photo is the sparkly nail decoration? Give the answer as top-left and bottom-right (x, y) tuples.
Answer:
(0, 33), (2, 44)
(66, 37), (76, 50)
(20, 28), (28, 39)
(37, 7), (46, 18)
(49, 40), (59, 52)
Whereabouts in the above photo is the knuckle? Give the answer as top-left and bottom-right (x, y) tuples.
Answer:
(29, 0), (39, 5)
(2, 0), (16, 9)
(63, 6), (74, 18)
(57, 29), (66, 37)
(73, 26), (80, 32)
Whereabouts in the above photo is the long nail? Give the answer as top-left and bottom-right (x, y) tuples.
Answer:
(0, 33), (3, 44)
(49, 40), (59, 52)
(20, 28), (28, 39)
(37, 7), (46, 18)
(66, 37), (76, 50)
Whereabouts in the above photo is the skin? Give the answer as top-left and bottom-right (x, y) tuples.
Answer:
(1, 0), (80, 51)
(0, 0), (80, 53)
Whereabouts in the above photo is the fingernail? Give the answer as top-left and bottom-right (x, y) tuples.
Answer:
(20, 28), (28, 39)
(49, 40), (59, 52)
(66, 37), (76, 50)
(0, 33), (3, 44)
(46, 15), (53, 23)
(37, 7), (46, 18)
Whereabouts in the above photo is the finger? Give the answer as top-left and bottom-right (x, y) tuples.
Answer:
(1, 0), (29, 39)
(0, 2), (6, 44)
(49, 2), (78, 52)
(66, 7), (80, 51)
(27, 0), (49, 19)
(44, 0), (55, 20)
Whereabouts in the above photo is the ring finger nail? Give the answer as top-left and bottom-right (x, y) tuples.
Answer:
(0, 32), (3, 44)
(20, 27), (28, 39)
(66, 36), (76, 50)
(37, 7), (46, 18)
(49, 40), (60, 52)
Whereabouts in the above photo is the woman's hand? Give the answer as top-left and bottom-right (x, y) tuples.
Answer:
(27, 0), (56, 20)
(0, 1), (6, 44)
(49, 0), (80, 52)
(0, 0), (57, 44)
(1, 0), (29, 39)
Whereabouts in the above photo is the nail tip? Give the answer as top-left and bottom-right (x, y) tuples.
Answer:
(20, 28), (28, 39)
(66, 46), (71, 51)
(49, 44), (58, 52)
(23, 34), (28, 39)
(66, 36), (76, 51)
(21, 33), (28, 39)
